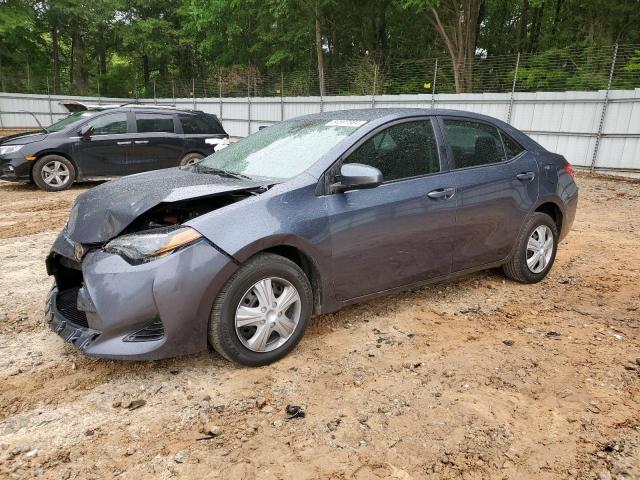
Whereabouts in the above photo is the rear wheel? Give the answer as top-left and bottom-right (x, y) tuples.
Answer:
(503, 212), (558, 283)
(208, 253), (312, 366)
(179, 152), (204, 167)
(32, 155), (76, 191)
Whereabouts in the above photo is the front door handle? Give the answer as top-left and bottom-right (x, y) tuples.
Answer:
(117, 141), (132, 145)
(516, 171), (535, 181)
(427, 187), (456, 200)
(134, 140), (149, 145)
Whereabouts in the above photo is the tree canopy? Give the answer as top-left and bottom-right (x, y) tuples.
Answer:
(0, 0), (638, 96)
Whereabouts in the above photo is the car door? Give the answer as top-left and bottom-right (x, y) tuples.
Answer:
(72, 112), (132, 177)
(326, 118), (457, 301)
(128, 112), (184, 173)
(438, 117), (539, 272)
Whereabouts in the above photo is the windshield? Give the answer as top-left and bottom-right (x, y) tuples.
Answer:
(198, 117), (367, 180)
(45, 111), (99, 133)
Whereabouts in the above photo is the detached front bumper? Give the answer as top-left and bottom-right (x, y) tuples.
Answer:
(46, 235), (238, 360)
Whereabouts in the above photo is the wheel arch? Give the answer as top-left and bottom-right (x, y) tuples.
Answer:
(30, 151), (80, 180)
(231, 237), (329, 316)
(534, 200), (563, 234)
(181, 150), (207, 159)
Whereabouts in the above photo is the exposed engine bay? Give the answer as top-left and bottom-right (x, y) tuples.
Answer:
(121, 187), (268, 235)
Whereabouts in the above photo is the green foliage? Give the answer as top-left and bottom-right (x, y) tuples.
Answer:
(0, 0), (638, 97)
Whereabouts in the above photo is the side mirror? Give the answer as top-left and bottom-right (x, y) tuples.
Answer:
(331, 163), (383, 193)
(79, 125), (94, 139)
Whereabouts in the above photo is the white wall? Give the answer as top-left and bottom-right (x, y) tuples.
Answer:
(2, 89), (639, 171)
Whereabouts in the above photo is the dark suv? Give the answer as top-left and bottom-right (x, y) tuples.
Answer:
(0, 106), (228, 191)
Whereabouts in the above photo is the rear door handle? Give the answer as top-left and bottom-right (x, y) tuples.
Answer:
(516, 171), (535, 181)
(117, 141), (131, 145)
(427, 187), (456, 200)
(134, 140), (149, 145)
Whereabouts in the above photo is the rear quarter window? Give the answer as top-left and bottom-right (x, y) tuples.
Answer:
(500, 131), (525, 160)
(179, 114), (224, 134)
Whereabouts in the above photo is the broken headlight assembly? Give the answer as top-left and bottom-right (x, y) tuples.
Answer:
(104, 226), (203, 264)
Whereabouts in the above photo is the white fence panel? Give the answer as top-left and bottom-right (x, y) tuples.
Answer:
(2, 89), (639, 172)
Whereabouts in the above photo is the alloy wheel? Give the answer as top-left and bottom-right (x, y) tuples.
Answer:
(526, 225), (553, 273)
(41, 160), (71, 187)
(235, 277), (302, 353)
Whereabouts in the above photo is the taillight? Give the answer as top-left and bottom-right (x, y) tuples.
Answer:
(563, 161), (575, 179)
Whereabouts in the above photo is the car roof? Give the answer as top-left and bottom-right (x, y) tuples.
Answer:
(295, 107), (504, 124)
(59, 100), (210, 115)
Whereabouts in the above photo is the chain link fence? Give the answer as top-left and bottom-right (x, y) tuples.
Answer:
(1, 44), (638, 100)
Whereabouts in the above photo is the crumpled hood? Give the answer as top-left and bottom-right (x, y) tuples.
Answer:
(66, 167), (269, 244)
(0, 131), (48, 145)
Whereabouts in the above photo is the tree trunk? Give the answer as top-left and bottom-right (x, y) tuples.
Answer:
(71, 29), (88, 93)
(69, 33), (75, 91)
(518, 0), (529, 53)
(551, 0), (563, 34)
(51, 24), (60, 94)
(314, 0), (325, 96)
(143, 54), (150, 88)
(427, 0), (482, 93)
(528, 2), (544, 52)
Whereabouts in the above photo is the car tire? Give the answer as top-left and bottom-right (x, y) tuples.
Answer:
(502, 212), (558, 284)
(179, 153), (204, 167)
(208, 253), (313, 366)
(32, 155), (76, 192)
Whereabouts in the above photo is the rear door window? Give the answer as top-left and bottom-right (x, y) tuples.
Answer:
(345, 120), (440, 182)
(87, 113), (128, 135)
(442, 119), (506, 168)
(135, 113), (175, 133)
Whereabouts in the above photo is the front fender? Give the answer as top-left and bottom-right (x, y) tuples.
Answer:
(186, 174), (335, 311)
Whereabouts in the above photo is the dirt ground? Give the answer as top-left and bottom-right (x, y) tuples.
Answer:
(0, 174), (638, 480)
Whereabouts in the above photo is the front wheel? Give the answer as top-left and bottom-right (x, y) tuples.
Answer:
(208, 253), (313, 366)
(502, 212), (558, 283)
(32, 155), (76, 191)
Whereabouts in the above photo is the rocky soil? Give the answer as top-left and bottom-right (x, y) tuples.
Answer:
(0, 174), (638, 479)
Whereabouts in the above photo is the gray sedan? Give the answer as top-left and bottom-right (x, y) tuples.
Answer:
(46, 108), (578, 366)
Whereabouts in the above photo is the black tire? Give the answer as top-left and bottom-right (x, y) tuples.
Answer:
(179, 152), (204, 167)
(502, 212), (558, 283)
(32, 155), (76, 192)
(208, 253), (313, 366)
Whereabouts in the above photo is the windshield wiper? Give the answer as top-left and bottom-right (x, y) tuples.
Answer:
(196, 165), (252, 180)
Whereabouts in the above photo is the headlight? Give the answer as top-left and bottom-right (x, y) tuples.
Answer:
(0, 145), (23, 156)
(104, 226), (203, 263)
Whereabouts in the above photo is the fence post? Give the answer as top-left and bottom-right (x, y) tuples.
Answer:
(46, 78), (53, 124)
(247, 69), (251, 135)
(590, 43), (618, 172)
(172, 80), (176, 107)
(153, 79), (157, 104)
(280, 70), (285, 121)
(431, 59), (438, 108)
(371, 64), (377, 108)
(192, 78), (196, 110)
(218, 75), (223, 120)
(507, 52), (521, 124)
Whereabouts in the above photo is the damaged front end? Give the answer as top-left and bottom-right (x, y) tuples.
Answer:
(46, 169), (272, 359)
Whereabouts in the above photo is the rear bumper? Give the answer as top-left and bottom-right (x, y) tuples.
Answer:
(46, 236), (238, 360)
(560, 190), (578, 241)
